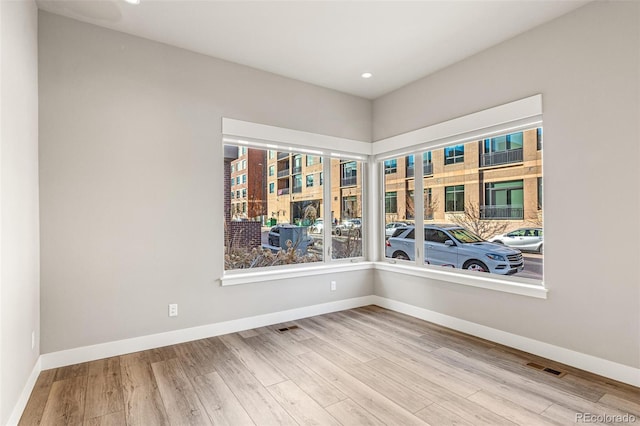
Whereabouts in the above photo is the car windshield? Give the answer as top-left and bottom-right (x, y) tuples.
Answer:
(448, 228), (484, 243)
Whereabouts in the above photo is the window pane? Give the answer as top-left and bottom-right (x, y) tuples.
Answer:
(418, 127), (543, 281)
(332, 159), (363, 259)
(224, 146), (323, 270)
(383, 156), (413, 260)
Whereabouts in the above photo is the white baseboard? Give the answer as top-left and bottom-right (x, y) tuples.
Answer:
(6, 357), (42, 426)
(371, 295), (640, 388)
(40, 295), (376, 370)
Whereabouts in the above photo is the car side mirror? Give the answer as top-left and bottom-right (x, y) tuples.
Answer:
(444, 240), (455, 247)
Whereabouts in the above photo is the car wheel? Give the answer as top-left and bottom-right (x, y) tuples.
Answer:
(493, 240), (504, 244)
(310, 227), (317, 234)
(538, 243), (543, 255)
(268, 238), (274, 246)
(392, 251), (410, 260)
(335, 228), (341, 236)
(465, 260), (489, 273)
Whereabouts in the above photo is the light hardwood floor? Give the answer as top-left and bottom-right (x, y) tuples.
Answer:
(20, 306), (640, 425)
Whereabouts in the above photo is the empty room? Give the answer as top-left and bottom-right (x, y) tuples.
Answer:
(1, 0), (639, 425)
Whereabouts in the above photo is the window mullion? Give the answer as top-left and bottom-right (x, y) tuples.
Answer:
(322, 156), (332, 261)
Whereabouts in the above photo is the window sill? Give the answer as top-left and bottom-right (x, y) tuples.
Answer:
(373, 261), (547, 299)
(220, 261), (374, 286)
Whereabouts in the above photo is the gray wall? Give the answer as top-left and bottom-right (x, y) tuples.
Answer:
(1, 0), (40, 423)
(373, 1), (640, 368)
(39, 12), (373, 354)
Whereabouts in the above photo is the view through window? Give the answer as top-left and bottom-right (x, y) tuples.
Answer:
(384, 127), (543, 282)
(224, 145), (363, 270)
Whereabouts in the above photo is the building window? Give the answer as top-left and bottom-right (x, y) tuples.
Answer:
(481, 132), (524, 167)
(384, 159), (397, 174)
(306, 155), (322, 166)
(405, 155), (415, 178)
(242, 189), (247, 198)
(341, 161), (357, 187)
(385, 192), (398, 214)
(483, 180), (524, 219)
(537, 128), (543, 150)
(292, 174), (303, 193)
(231, 164), (236, 173)
(320, 172), (324, 186)
(269, 150), (275, 159)
(269, 182), (275, 194)
(444, 145), (464, 165)
(242, 174), (247, 184)
(538, 177), (543, 210)
(445, 185), (464, 212)
(423, 151), (433, 175)
(269, 165), (275, 176)
(306, 174), (314, 187)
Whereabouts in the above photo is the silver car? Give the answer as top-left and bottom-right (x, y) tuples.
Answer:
(489, 228), (543, 254)
(385, 224), (524, 275)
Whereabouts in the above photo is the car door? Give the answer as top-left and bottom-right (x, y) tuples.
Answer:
(520, 228), (543, 251)
(424, 228), (458, 267)
(504, 229), (526, 248)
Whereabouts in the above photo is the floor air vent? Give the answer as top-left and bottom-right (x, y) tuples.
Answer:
(526, 362), (566, 377)
(276, 325), (300, 333)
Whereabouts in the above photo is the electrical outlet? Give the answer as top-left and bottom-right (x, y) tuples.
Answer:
(168, 304), (178, 317)
(31, 331), (35, 350)
(330, 281), (337, 291)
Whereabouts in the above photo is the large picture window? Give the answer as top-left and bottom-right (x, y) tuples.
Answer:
(224, 144), (364, 270)
(383, 127), (543, 283)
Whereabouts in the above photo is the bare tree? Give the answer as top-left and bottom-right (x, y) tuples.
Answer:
(448, 201), (509, 240)
(526, 210), (543, 228)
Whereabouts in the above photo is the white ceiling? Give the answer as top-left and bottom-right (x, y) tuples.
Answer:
(36, 0), (590, 99)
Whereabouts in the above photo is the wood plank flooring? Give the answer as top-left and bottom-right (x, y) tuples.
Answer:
(19, 306), (640, 425)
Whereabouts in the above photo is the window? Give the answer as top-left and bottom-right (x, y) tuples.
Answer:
(306, 174), (314, 187)
(341, 161), (357, 187)
(332, 159), (363, 260)
(405, 155), (415, 177)
(231, 164), (236, 173)
(537, 128), (543, 150)
(269, 150), (275, 159)
(481, 132), (524, 167)
(483, 180), (523, 219)
(225, 145), (324, 271)
(385, 192), (398, 213)
(292, 174), (303, 193)
(423, 151), (433, 175)
(444, 145), (464, 165)
(538, 177), (543, 209)
(384, 159), (397, 174)
(445, 185), (464, 212)
(293, 155), (302, 174)
(306, 155), (322, 166)
(319, 172), (324, 186)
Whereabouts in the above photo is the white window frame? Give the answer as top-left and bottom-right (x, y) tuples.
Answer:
(220, 95), (547, 299)
(221, 118), (372, 286)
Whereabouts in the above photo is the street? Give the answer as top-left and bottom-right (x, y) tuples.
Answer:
(261, 228), (543, 281)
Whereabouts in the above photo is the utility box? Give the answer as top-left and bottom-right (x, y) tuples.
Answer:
(270, 224), (312, 253)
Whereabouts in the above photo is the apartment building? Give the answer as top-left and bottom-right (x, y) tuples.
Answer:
(384, 128), (543, 231)
(230, 147), (267, 221)
(266, 152), (363, 225)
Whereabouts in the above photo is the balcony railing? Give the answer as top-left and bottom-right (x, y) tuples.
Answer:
(292, 185), (302, 194)
(423, 163), (433, 175)
(341, 175), (357, 187)
(277, 188), (290, 195)
(480, 205), (524, 220)
(277, 152), (289, 160)
(481, 148), (523, 167)
(277, 168), (290, 178)
(292, 166), (302, 174)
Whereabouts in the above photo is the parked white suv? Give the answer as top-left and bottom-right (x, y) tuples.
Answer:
(385, 224), (524, 275)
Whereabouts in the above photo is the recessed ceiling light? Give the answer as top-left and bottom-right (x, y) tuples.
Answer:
(124, 0), (140, 4)
(361, 72), (373, 79)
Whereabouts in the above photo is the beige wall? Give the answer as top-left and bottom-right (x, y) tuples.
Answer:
(1, 0), (40, 423)
(38, 11), (373, 354)
(373, 1), (640, 368)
